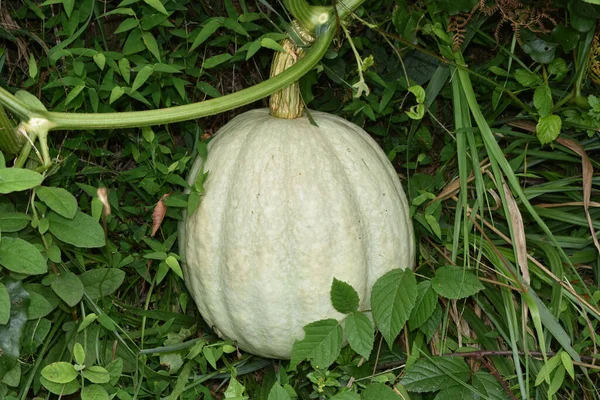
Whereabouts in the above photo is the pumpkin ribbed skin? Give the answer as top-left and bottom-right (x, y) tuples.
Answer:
(182, 108), (414, 359)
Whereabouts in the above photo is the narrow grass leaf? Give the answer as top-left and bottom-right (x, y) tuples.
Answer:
(290, 319), (343, 370)
(36, 186), (78, 219)
(330, 278), (359, 314)
(400, 356), (470, 392)
(371, 269), (417, 348)
(345, 311), (374, 359)
(431, 266), (483, 299)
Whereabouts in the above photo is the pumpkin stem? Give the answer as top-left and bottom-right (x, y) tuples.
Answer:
(269, 21), (315, 119)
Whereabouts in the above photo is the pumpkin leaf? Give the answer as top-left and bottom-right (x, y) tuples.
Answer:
(399, 356), (470, 392)
(371, 269), (418, 349)
(290, 319), (343, 370)
(344, 311), (374, 359)
(330, 278), (359, 314)
(431, 266), (483, 299)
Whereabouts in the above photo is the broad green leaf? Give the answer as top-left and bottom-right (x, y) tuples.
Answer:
(0, 237), (47, 275)
(165, 255), (183, 279)
(0, 168), (43, 194)
(191, 19), (221, 51)
(434, 386), (475, 399)
(400, 356), (470, 392)
(224, 376), (247, 399)
(371, 269), (418, 348)
(143, 0), (168, 15)
(536, 114), (562, 145)
(330, 391), (360, 400)
(93, 53), (106, 70)
(409, 281), (438, 331)
(330, 278), (359, 314)
(22, 318), (51, 354)
(73, 343), (85, 365)
(114, 18), (139, 34)
(344, 311), (374, 359)
(132, 65), (154, 91)
(2, 361), (20, 387)
(290, 319), (343, 370)
(106, 358), (123, 386)
(0, 212), (30, 232)
(0, 279), (29, 377)
(82, 365), (110, 384)
(81, 383), (109, 400)
(48, 211), (106, 248)
(15, 90), (47, 111)
(268, 384), (292, 400)
(39, 375), (80, 395)
(36, 186), (78, 219)
(431, 266), (483, 299)
(50, 271), (84, 307)
(26, 286), (58, 319)
(548, 366), (566, 397)
(109, 86), (125, 104)
(41, 362), (78, 384)
(472, 371), (512, 400)
(79, 268), (125, 299)
(533, 85), (553, 117)
(513, 69), (541, 88)
(362, 383), (401, 399)
(0, 282), (9, 325)
(142, 32), (161, 62)
(204, 53), (232, 69)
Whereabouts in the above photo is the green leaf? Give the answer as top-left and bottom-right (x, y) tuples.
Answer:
(472, 371), (512, 400)
(290, 319), (343, 370)
(371, 269), (418, 348)
(78, 313), (98, 332)
(165, 255), (183, 279)
(28, 53), (38, 78)
(533, 85), (553, 117)
(0, 237), (47, 275)
(0, 279), (29, 378)
(362, 383), (401, 399)
(409, 281), (438, 331)
(41, 362), (78, 384)
(15, 90), (47, 111)
(224, 377), (247, 399)
(22, 318), (51, 354)
(520, 33), (557, 64)
(268, 384), (292, 400)
(109, 86), (125, 104)
(36, 186), (78, 219)
(513, 69), (541, 88)
(50, 271), (84, 307)
(39, 375), (80, 395)
(190, 19), (221, 51)
(434, 386), (474, 399)
(344, 311), (374, 359)
(81, 384), (109, 400)
(330, 391), (360, 400)
(132, 65), (154, 91)
(106, 358), (123, 386)
(82, 365), (110, 384)
(536, 114), (562, 145)
(400, 356), (470, 392)
(79, 268), (125, 300)
(0, 212), (31, 232)
(408, 85), (425, 103)
(204, 53), (232, 69)
(48, 211), (106, 248)
(118, 58), (131, 84)
(142, 0), (168, 14)
(142, 32), (161, 62)
(0, 282), (9, 325)
(560, 351), (575, 380)
(260, 38), (286, 52)
(25, 284), (58, 319)
(431, 266), (483, 300)
(0, 168), (43, 194)
(73, 343), (85, 365)
(331, 278), (359, 314)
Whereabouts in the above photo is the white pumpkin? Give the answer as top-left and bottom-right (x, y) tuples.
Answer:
(181, 108), (414, 359)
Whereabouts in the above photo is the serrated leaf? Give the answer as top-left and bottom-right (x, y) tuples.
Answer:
(290, 319), (343, 370)
(362, 383), (401, 399)
(331, 278), (359, 314)
(50, 271), (84, 307)
(0, 168), (43, 194)
(536, 114), (562, 145)
(472, 371), (512, 400)
(79, 269), (125, 300)
(434, 385), (474, 399)
(0, 282), (9, 325)
(41, 362), (78, 384)
(431, 266), (483, 300)
(0, 237), (47, 275)
(36, 186), (78, 219)
(409, 281), (438, 331)
(82, 365), (110, 384)
(268, 384), (292, 400)
(191, 19), (221, 51)
(371, 269), (418, 348)
(345, 311), (374, 359)
(81, 383), (109, 400)
(48, 211), (106, 248)
(514, 69), (541, 87)
(400, 356), (470, 392)
(533, 84), (553, 117)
